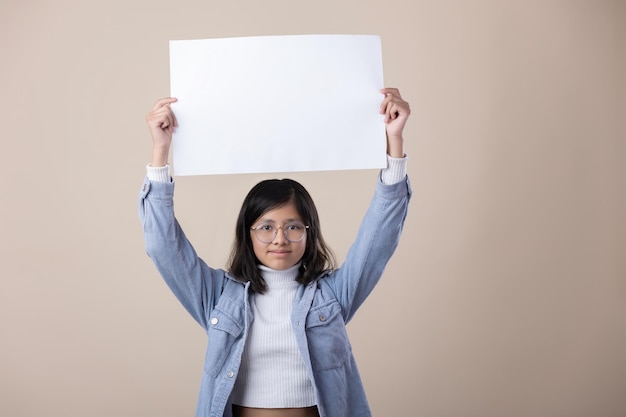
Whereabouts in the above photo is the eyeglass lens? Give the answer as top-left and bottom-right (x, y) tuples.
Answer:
(253, 223), (307, 243)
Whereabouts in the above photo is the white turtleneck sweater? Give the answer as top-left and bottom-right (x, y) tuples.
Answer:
(231, 264), (316, 408)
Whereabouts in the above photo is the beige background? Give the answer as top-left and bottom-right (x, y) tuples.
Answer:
(1, 1), (624, 416)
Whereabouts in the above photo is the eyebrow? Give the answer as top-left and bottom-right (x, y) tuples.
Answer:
(256, 218), (303, 224)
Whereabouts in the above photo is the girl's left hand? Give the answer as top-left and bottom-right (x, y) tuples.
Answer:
(380, 88), (410, 158)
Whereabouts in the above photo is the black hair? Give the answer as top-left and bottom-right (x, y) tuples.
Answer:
(227, 178), (336, 293)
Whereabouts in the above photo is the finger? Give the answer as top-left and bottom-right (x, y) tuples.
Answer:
(147, 112), (171, 132)
(384, 100), (410, 123)
(172, 111), (178, 128)
(380, 87), (402, 99)
(152, 97), (178, 111)
(385, 103), (398, 123)
(148, 99), (179, 128)
(379, 88), (402, 114)
(162, 107), (178, 130)
(380, 94), (393, 114)
(381, 96), (399, 119)
(160, 111), (174, 129)
(146, 108), (171, 128)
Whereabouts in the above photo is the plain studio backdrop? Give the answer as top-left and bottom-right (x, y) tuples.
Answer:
(1, 1), (624, 416)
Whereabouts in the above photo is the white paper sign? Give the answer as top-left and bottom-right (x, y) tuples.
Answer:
(169, 34), (386, 176)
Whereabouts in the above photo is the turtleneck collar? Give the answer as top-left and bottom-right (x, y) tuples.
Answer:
(258, 263), (300, 288)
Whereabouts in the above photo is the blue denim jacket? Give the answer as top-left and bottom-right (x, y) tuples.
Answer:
(138, 175), (411, 417)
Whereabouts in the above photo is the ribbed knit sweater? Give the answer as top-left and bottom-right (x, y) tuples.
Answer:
(231, 264), (316, 408)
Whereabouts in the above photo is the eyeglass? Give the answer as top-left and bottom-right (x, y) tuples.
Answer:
(250, 222), (309, 243)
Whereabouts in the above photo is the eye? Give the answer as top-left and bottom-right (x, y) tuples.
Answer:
(286, 223), (303, 231)
(256, 224), (274, 231)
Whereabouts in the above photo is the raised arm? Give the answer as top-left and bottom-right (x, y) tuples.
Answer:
(328, 88), (412, 320)
(140, 97), (226, 329)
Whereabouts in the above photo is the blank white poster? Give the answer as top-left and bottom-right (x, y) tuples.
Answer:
(169, 34), (386, 176)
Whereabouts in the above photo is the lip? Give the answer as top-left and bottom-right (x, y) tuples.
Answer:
(269, 250), (291, 256)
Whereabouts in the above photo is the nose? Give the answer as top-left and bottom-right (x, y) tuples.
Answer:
(271, 226), (288, 244)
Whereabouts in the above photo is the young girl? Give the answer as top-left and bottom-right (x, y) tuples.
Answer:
(139, 88), (411, 417)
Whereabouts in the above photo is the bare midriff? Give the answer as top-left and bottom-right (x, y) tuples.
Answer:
(232, 405), (320, 417)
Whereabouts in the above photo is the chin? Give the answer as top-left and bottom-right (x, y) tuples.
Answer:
(266, 260), (297, 270)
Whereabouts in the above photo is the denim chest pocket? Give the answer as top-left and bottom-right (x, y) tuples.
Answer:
(204, 308), (244, 377)
(305, 300), (351, 371)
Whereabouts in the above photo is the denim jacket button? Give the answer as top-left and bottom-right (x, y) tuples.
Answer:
(319, 314), (327, 322)
(210, 317), (218, 325)
(227, 370), (234, 378)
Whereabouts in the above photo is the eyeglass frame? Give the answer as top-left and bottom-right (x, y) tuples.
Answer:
(250, 222), (310, 243)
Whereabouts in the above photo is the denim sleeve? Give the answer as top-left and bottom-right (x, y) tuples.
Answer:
(138, 178), (225, 329)
(329, 174), (412, 322)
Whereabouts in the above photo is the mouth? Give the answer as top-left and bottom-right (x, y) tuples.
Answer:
(269, 250), (291, 256)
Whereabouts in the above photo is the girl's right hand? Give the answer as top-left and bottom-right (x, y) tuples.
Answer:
(146, 97), (178, 166)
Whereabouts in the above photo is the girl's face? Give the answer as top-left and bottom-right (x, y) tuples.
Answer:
(250, 202), (307, 270)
